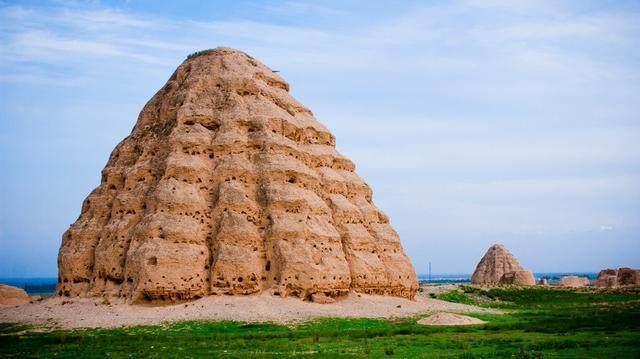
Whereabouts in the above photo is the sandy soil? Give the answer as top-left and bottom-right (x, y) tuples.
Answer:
(0, 292), (497, 330)
(417, 312), (486, 326)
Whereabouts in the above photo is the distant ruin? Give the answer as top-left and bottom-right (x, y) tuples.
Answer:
(471, 244), (535, 286)
(595, 268), (640, 288)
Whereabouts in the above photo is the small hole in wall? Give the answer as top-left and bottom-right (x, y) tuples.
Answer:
(204, 123), (220, 131)
(184, 120), (195, 126)
(148, 257), (157, 265)
(265, 261), (271, 271)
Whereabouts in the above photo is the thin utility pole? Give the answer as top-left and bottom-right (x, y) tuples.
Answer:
(429, 262), (432, 282)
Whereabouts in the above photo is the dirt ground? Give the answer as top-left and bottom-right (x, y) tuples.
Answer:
(0, 291), (497, 329)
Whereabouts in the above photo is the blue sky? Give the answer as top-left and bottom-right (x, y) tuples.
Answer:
(1, 0), (639, 277)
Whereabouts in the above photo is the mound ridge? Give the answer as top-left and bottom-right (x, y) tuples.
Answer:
(57, 47), (418, 302)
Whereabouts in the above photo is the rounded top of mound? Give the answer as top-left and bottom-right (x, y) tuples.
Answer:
(488, 243), (507, 252)
(185, 47), (247, 60)
(173, 47), (291, 95)
(485, 244), (516, 259)
(182, 47), (268, 70)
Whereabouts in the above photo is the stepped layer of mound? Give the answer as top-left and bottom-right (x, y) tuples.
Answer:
(57, 47), (418, 303)
(471, 244), (535, 286)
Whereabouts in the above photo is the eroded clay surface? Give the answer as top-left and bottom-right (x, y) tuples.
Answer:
(57, 48), (418, 302)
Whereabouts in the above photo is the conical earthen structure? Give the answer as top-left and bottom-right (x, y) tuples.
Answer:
(470, 244), (535, 286)
(57, 48), (418, 302)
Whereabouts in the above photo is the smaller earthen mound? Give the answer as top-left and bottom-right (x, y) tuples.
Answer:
(499, 270), (536, 286)
(0, 284), (31, 306)
(417, 312), (486, 326)
(471, 244), (535, 286)
(558, 276), (590, 288)
(595, 268), (640, 288)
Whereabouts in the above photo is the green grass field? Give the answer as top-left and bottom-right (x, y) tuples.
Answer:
(1, 287), (639, 358)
